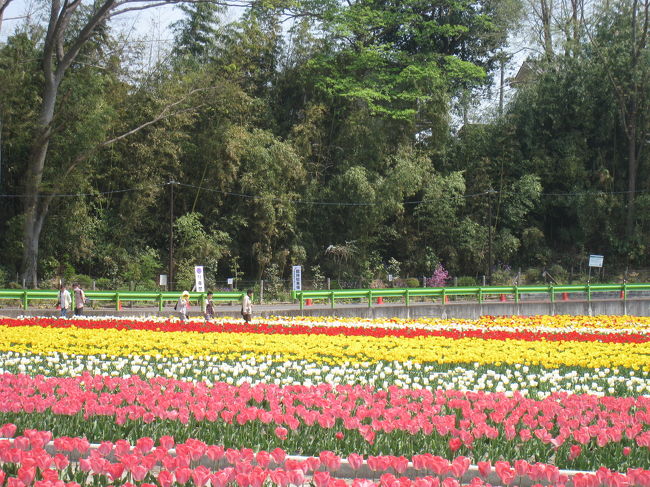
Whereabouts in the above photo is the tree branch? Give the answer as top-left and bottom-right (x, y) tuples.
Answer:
(58, 87), (211, 183)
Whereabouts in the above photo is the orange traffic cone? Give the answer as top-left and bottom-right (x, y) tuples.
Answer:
(620, 291), (625, 299)
(500, 294), (507, 302)
(562, 292), (569, 301)
(117, 300), (122, 310)
(377, 297), (384, 304)
(444, 295), (449, 304)
(305, 298), (313, 306)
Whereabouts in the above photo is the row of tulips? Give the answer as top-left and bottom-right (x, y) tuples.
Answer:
(3, 317), (650, 343)
(2, 350), (648, 398)
(7, 314), (650, 332)
(1, 374), (649, 469)
(2, 322), (649, 370)
(2, 427), (650, 487)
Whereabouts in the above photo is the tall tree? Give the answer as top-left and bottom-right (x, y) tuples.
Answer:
(17, 0), (250, 287)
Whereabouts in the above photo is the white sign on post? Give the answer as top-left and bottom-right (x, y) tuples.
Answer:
(227, 278), (234, 286)
(194, 266), (205, 292)
(292, 265), (302, 291)
(589, 255), (604, 268)
(159, 274), (168, 286)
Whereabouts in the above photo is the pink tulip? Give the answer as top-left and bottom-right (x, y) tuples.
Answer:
(448, 438), (462, 452)
(391, 456), (409, 474)
(1, 423), (17, 438)
(441, 479), (459, 487)
(207, 445), (225, 462)
(380, 474), (399, 487)
(131, 465), (149, 482)
(495, 461), (515, 486)
(274, 427), (288, 441)
(159, 436), (175, 450)
(255, 450), (271, 468)
(135, 437), (154, 454)
(7, 478), (26, 487)
(348, 454), (364, 470)
(250, 467), (268, 487)
(477, 461), (491, 479)
(287, 469), (305, 485)
(192, 466), (211, 487)
(106, 463), (125, 482)
(319, 451), (340, 471)
(623, 447), (632, 456)
(269, 469), (289, 487)
(353, 480), (377, 487)
(18, 466), (36, 485)
(569, 445), (582, 461)
(41, 470), (59, 482)
(314, 471), (331, 487)
(271, 448), (286, 465)
(14, 436), (30, 451)
(175, 467), (193, 484)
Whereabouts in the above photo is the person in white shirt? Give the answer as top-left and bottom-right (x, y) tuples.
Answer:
(176, 290), (190, 320)
(241, 289), (253, 323)
(57, 284), (72, 318)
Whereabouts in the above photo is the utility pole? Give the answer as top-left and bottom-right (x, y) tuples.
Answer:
(487, 188), (497, 284)
(169, 180), (176, 290)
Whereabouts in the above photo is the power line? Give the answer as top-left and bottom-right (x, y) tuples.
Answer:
(1, 181), (647, 205)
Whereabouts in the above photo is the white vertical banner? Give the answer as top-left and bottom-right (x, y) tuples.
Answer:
(292, 265), (302, 291)
(194, 266), (205, 292)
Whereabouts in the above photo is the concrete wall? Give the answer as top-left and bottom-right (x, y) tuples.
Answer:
(261, 299), (650, 319)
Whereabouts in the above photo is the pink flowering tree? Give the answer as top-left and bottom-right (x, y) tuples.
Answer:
(427, 264), (449, 287)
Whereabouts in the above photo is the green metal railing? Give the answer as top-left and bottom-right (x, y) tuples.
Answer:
(291, 283), (650, 310)
(0, 289), (245, 311)
(0, 283), (648, 311)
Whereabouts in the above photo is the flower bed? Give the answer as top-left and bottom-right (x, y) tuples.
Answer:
(1, 315), (649, 486)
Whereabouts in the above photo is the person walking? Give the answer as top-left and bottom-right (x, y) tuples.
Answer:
(57, 284), (72, 318)
(241, 289), (253, 323)
(176, 291), (190, 321)
(204, 291), (215, 321)
(73, 283), (86, 316)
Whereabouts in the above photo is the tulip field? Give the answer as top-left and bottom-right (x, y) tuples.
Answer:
(1, 315), (650, 487)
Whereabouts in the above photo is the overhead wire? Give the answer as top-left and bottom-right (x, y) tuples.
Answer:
(0, 181), (647, 205)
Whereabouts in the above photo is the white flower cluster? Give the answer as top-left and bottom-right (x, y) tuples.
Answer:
(1, 350), (647, 398)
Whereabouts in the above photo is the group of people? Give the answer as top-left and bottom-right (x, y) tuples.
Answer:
(56, 283), (86, 318)
(176, 288), (254, 322)
(56, 284), (254, 321)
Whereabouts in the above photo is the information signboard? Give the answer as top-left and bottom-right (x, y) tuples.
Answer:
(292, 265), (302, 291)
(194, 266), (205, 292)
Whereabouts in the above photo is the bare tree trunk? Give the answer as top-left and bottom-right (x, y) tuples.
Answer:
(540, 0), (554, 58)
(625, 107), (638, 239)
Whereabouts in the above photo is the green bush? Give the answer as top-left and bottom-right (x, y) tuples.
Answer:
(456, 276), (477, 287)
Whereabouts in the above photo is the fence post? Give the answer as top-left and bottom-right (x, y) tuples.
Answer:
(330, 291), (335, 309)
(405, 289), (410, 307)
(23, 291), (28, 310)
(423, 276), (426, 287)
(260, 280), (264, 304)
(158, 293), (163, 312)
(368, 290), (372, 308)
(327, 278), (330, 290)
